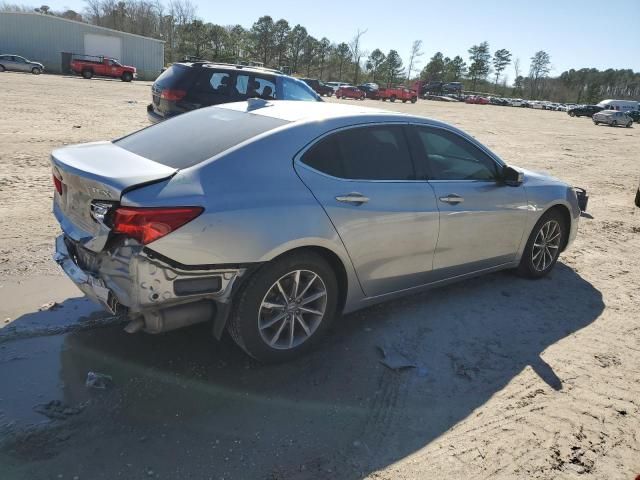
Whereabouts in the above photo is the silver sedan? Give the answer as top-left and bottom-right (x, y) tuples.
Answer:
(0, 54), (44, 74)
(51, 100), (582, 362)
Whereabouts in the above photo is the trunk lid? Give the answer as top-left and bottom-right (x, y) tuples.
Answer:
(51, 141), (176, 252)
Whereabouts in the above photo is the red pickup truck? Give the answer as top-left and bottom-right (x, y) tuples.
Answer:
(378, 86), (417, 103)
(70, 55), (137, 82)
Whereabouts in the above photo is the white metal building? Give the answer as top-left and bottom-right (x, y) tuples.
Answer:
(0, 12), (164, 80)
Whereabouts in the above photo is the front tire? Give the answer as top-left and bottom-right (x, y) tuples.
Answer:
(569, 111), (575, 117)
(517, 209), (566, 278)
(0, 65), (5, 72)
(227, 252), (338, 362)
(31, 67), (41, 75)
(390, 95), (397, 102)
(122, 72), (133, 82)
(82, 69), (93, 79)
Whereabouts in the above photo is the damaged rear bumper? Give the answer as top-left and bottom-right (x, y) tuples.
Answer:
(54, 234), (248, 336)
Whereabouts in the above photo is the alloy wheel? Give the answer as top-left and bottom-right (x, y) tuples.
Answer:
(258, 270), (328, 350)
(531, 220), (561, 272)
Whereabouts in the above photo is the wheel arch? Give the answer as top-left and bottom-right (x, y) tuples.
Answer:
(542, 203), (572, 251)
(267, 245), (350, 315)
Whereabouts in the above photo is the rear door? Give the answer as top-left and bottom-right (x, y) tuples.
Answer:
(295, 124), (440, 297)
(408, 125), (528, 277)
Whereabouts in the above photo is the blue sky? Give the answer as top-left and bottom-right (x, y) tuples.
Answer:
(45, 0), (640, 75)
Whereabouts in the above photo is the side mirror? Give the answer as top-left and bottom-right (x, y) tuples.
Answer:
(502, 165), (524, 186)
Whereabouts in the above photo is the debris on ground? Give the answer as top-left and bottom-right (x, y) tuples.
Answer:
(85, 371), (113, 390)
(377, 344), (417, 371)
(39, 302), (61, 312)
(33, 400), (86, 420)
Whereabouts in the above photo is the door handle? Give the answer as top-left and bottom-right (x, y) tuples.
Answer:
(439, 194), (464, 204)
(335, 193), (369, 205)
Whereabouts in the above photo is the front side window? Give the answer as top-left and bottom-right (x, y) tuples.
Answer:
(412, 126), (499, 181)
(301, 125), (415, 181)
(282, 78), (319, 101)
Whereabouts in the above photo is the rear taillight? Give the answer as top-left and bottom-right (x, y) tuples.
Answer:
(112, 207), (203, 245)
(160, 89), (187, 101)
(53, 174), (62, 195)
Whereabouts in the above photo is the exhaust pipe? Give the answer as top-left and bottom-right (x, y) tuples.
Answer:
(140, 301), (215, 334)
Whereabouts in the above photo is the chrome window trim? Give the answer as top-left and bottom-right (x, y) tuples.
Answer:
(294, 121), (429, 184)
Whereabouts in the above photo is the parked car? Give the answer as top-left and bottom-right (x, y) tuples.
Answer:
(70, 55), (136, 81)
(147, 62), (320, 123)
(592, 110), (633, 127)
(0, 54), (44, 74)
(624, 110), (640, 123)
(336, 85), (365, 100)
(357, 83), (379, 99)
(302, 78), (333, 97)
(636, 180), (640, 207)
(51, 100), (583, 362)
(325, 81), (352, 92)
(567, 105), (603, 117)
(378, 86), (417, 103)
(509, 98), (525, 107)
(443, 82), (463, 93)
(466, 95), (489, 105)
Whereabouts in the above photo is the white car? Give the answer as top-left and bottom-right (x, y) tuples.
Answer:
(531, 101), (544, 110)
(325, 81), (352, 92)
(509, 98), (524, 107)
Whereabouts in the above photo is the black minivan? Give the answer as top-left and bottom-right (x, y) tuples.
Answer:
(147, 62), (321, 123)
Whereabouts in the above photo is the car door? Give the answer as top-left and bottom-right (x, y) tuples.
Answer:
(295, 124), (440, 297)
(3, 55), (19, 71)
(13, 56), (29, 72)
(408, 124), (528, 278)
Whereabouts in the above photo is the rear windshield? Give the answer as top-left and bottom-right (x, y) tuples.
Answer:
(154, 64), (194, 89)
(115, 107), (289, 168)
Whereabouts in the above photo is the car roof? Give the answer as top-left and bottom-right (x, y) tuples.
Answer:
(216, 99), (448, 127)
(176, 62), (283, 75)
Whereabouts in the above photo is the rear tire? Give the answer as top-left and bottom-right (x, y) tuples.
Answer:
(31, 67), (41, 75)
(569, 111), (575, 117)
(593, 121), (599, 125)
(390, 95), (397, 103)
(626, 121), (632, 128)
(612, 120), (618, 127)
(82, 69), (93, 79)
(411, 97), (417, 104)
(0, 65), (5, 72)
(517, 209), (566, 279)
(635, 188), (640, 207)
(227, 251), (338, 363)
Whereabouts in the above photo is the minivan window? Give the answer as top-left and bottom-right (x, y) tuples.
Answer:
(412, 126), (499, 181)
(116, 107), (289, 169)
(302, 125), (415, 180)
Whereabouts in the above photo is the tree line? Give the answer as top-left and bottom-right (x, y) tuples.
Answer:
(2, 1), (639, 102)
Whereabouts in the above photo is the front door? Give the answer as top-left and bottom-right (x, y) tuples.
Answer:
(295, 124), (440, 297)
(408, 125), (528, 277)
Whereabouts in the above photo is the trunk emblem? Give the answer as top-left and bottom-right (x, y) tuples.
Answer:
(89, 186), (113, 198)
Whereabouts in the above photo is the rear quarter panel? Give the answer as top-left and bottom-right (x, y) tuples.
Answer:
(121, 121), (364, 288)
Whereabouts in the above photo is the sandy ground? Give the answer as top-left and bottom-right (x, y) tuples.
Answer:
(0, 72), (639, 479)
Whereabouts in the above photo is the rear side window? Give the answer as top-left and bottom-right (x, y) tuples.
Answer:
(116, 107), (289, 169)
(302, 125), (415, 180)
(191, 69), (233, 97)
